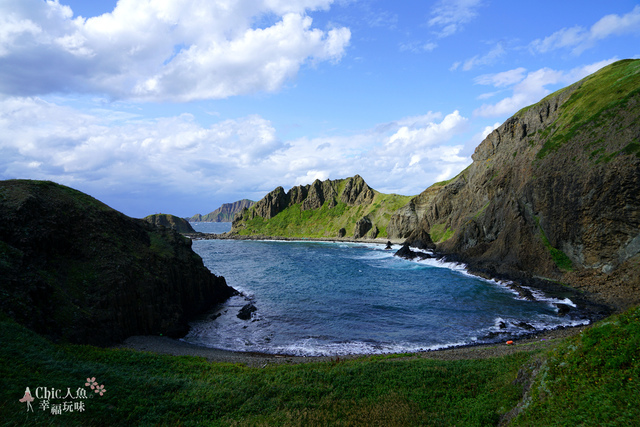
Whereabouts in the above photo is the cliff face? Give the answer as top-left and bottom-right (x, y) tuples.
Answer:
(232, 175), (409, 239)
(0, 180), (236, 346)
(144, 213), (196, 233)
(395, 59), (640, 309)
(189, 199), (255, 222)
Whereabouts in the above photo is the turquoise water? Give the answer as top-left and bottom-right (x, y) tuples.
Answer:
(184, 237), (589, 356)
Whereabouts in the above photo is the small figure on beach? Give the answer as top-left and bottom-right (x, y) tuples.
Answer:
(385, 241), (392, 250)
(19, 387), (34, 412)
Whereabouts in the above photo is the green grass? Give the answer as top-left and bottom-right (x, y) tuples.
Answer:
(533, 59), (640, 160)
(513, 306), (640, 425)
(2, 306), (639, 425)
(236, 192), (412, 239)
(1, 317), (531, 426)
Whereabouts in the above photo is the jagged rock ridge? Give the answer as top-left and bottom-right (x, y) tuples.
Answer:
(189, 199), (255, 222)
(0, 180), (236, 346)
(231, 175), (405, 239)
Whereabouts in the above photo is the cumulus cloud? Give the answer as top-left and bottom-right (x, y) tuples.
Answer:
(530, 5), (640, 55)
(0, 0), (350, 101)
(0, 98), (471, 212)
(473, 59), (618, 117)
(429, 0), (483, 38)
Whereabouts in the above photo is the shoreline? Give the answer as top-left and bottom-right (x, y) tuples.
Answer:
(184, 230), (405, 245)
(116, 326), (586, 368)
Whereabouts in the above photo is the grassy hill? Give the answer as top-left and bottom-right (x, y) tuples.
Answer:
(235, 191), (412, 239)
(232, 175), (412, 240)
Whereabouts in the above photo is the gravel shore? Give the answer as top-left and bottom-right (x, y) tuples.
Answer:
(116, 326), (585, 368)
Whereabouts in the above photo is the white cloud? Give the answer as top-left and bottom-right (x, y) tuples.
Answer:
(458, 42), (505, 71)
(530, 5), (640, 55)
(429, 0), (483, 38)
(399, 41), (438, 53)
(0, 0), (350, 101)
(473, 58), (618, 118)
(474, 67), (526, 87)
(0, 97), (471, 206)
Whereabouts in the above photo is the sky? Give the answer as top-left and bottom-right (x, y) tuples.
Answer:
(1, 0), (639, 218)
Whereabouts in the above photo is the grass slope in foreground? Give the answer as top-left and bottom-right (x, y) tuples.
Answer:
(1, 306), (639, 425)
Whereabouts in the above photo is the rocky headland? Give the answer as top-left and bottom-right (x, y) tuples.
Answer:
(230, 175), (411, 240)
(0, 180), (236, 346)
(144, 213), (196, 233)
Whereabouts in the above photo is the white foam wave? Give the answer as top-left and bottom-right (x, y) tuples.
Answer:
(398, 250), (580, 308)
(523, 287), (577, 307)
(245, 338), (475, 357)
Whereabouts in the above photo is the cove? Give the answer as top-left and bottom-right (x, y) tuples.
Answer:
(184, 238), (589, 356)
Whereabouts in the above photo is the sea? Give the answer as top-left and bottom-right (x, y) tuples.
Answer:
(184, 222), (589, 356)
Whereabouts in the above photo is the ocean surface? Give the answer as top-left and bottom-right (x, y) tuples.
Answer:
(186, 224), (588, 356)
(190, 222), (232, 234)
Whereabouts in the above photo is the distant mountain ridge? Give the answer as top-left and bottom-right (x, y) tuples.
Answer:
(189, 199), (255, 222)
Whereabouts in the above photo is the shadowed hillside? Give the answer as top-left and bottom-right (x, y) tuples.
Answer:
(0, 180), (236, 346)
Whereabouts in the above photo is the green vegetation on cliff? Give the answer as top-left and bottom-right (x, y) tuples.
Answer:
(237, 193), (411, 239)
(516, 59), (640, 161)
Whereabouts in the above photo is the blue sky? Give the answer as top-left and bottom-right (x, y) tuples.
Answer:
(1, 0), (639, 218)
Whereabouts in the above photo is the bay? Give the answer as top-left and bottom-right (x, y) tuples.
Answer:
(184, 239), (588, 356)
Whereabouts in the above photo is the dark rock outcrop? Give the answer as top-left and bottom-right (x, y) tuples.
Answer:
(237, 303), (257, 320)
(354, 216), (372, 239)
(0, 180), (236, 346)
(144, 213), (196, 233)
(189, 199), (255, 222)
(395, 244), (432, 261)
(341, 175), (375, 205)
(251, 186), (288, 219)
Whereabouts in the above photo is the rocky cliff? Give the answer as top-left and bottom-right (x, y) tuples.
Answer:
(144, 213), (196, 233)
(189, 199), (255, 222)
(231, 175), (410, 239)
(393, 59), (640, 310)
(0, 180), (236, 346)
